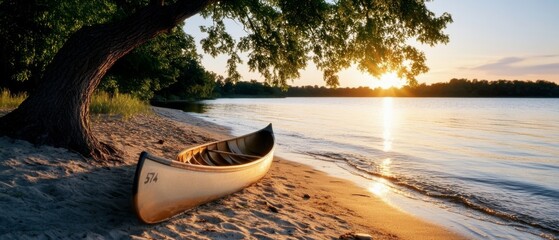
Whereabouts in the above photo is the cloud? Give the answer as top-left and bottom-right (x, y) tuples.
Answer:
(539, 54), (559, 58)
(471, 55), (559, 76)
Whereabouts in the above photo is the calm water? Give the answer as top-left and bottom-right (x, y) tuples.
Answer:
(180, 98), (559, 239)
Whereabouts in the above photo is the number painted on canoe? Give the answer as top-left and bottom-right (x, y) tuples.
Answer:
(144, 172), (159, 184)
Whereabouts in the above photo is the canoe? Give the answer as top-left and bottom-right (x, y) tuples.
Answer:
(132, 124), (275, 224)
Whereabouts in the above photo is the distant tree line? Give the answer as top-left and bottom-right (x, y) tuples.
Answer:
(213, 79), (284, 98)
(213, 78), (559, 98)
(402, 79), (559, 97)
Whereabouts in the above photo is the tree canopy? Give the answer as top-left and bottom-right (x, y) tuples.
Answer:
(199, 0), (452, 87)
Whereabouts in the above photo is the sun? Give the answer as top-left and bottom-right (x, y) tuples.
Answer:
(372, 72), (407, 89)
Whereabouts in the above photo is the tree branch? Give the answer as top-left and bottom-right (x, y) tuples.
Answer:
(169, 0), (217, 25)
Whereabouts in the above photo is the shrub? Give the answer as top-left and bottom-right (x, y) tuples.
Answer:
(0, 89), (27, 109)
(90, 91), (151, 118)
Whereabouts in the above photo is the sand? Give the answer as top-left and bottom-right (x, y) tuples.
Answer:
(0, 107), (466, 239)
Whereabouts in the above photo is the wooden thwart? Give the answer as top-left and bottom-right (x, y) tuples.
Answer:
(207, 149), (261, 159)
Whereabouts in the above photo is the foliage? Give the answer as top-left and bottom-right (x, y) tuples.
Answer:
(0, 0), (206, 101)
(0, 0), (116, 91)
(405, 78), (559, 97)
(100, 25), (199, 100)
(154, 58), (220, 100)
(215, 79), (284, 97)
(90, 91), (151, 119)
(0, 89), (28, 109)
(200, 0), (452, 87)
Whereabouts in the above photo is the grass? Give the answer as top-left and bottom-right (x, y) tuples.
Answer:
(90, 91), (151, 118)
(0, 89), (27, 109)
(1, 89), (150, 118)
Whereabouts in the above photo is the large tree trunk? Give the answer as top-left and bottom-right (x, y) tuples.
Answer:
(0, 0), (214, 161)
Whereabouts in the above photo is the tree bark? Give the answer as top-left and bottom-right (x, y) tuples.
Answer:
(0, 0), (215, 161)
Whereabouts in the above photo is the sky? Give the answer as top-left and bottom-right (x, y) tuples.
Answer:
(183, 0), (559, 88)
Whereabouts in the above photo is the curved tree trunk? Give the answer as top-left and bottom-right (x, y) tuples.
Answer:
(0, 0), (214, 161)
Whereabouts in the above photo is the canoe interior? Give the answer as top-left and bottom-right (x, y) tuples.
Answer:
(176, 124), (274, 167)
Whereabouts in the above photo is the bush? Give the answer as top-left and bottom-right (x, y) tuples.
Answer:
(0, 89), (28, 109)
(90, 91), (151, 118)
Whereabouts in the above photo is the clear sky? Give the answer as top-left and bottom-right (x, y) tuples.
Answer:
(183, 0), (559, 88)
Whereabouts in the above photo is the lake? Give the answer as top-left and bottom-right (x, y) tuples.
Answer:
(176, 97), (559, 239)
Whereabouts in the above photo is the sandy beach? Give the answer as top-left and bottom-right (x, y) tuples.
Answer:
(0, 107), (465, 239)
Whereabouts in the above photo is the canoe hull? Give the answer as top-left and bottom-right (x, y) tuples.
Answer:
(132, 125), (275, 224)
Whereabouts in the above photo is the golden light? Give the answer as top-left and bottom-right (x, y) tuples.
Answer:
(369, 99), (396, 199)
(368, 178), (390, 197)
(373, 72), (407, 89)
(380, 158), (392, 176)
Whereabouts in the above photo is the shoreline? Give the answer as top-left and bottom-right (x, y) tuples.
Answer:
(0, 108), (465, 239)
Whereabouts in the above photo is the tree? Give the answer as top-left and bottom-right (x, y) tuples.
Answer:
(155, 58), (220, 100)
(0, 0), (452, 161)
(101, 24), (199, 101)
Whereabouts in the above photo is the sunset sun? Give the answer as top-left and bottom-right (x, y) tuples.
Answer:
(374, 72), (407, 89)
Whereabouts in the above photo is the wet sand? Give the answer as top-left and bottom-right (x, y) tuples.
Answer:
(0, 108), (465, 239)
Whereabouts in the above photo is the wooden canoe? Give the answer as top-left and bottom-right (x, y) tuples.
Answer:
(132, 124), (275, 224)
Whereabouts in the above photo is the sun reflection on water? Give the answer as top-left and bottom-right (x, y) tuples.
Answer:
(369, 178), (390, 196)
(380, 158), (392, 176)
(369, 98), (395, 197)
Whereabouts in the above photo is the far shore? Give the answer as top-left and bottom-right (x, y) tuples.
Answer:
(0, 108), (466, 239)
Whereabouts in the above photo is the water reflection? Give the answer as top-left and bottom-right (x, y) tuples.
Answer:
(151, 101), (208, 113)
(381, 98), (394, 177)
(369, 158), (392, 196)
(369, 178), (390, 197)
(370, 98), (395, 197)
(380, 158), (392, 176)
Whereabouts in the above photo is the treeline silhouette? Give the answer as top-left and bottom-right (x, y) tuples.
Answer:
(215, 78), (559, 98)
